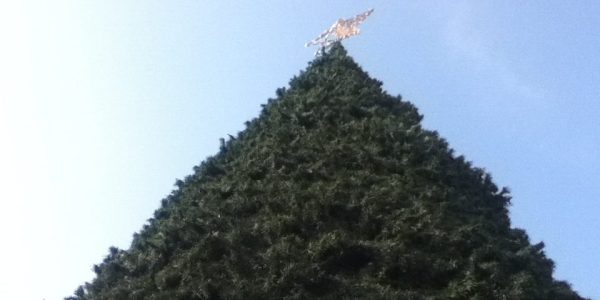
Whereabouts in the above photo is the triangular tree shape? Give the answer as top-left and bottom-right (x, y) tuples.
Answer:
(69, 43), (585, 299)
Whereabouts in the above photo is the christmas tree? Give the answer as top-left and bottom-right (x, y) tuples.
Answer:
(68, 43), (585, 299)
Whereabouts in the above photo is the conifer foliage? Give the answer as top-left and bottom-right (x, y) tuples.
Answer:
(68, 44), (585, 299)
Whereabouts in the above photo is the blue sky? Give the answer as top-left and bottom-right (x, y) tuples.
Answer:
(0, 1), (598, 299)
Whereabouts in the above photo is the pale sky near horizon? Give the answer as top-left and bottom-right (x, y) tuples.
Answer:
(1, 1), (598, 299)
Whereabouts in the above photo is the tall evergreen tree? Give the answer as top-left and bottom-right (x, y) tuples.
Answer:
(68, 43), (586, 299)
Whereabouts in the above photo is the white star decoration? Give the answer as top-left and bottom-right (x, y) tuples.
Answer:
(306, 8), (374, 54)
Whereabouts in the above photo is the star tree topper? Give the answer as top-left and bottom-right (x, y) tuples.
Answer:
(305, 8), (374, 54)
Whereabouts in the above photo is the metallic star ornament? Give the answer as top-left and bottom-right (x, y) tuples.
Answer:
(305, 8), (374, 55)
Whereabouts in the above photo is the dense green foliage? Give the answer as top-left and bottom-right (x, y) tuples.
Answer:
(68, 44), (585, 299)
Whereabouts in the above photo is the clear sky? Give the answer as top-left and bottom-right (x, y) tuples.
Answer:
(1, 1), (598, 299)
